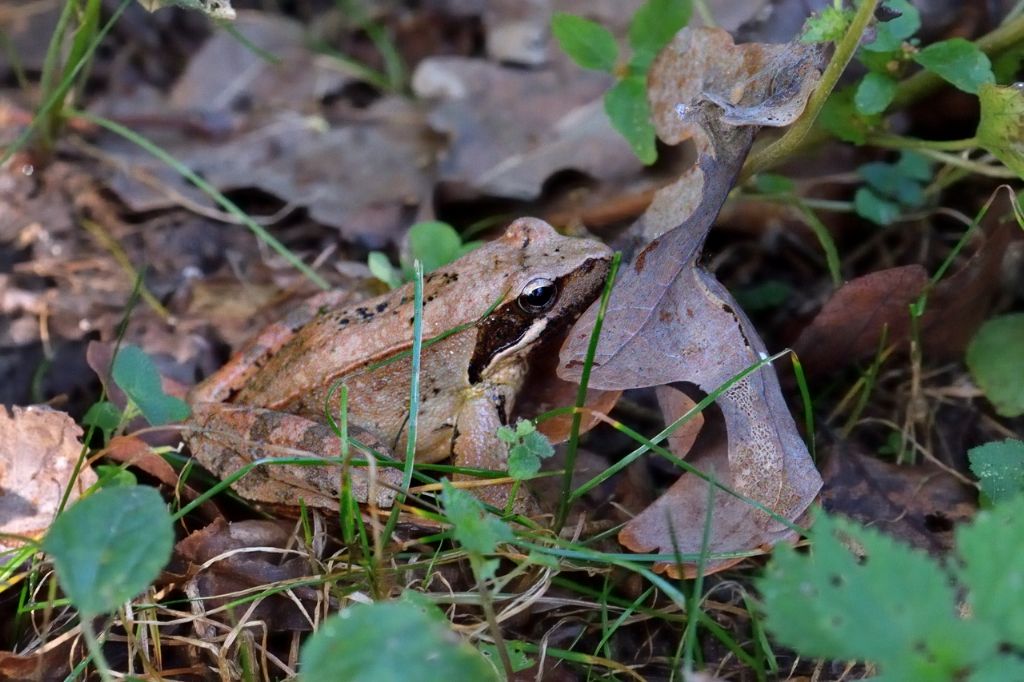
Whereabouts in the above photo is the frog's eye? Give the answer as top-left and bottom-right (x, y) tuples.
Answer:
(518, 278), (558, 313)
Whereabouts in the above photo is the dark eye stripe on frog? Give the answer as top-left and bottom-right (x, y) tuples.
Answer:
(466, 258), (605, 384)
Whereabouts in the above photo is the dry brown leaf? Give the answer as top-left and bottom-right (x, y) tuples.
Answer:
(794, 193), (1020, 374)
(792, 265), (929, 374)
(0, 405), (97, 551)
(93, 12), (430, 245)
(560, 28), (826, 576)
(175, 518), (322, 632)
(820, 442), (975, 556)
(413, 56), (640, 200)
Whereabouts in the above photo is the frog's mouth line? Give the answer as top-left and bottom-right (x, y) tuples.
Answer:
(467, 257), (611, 384)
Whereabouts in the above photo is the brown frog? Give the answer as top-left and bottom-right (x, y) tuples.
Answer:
(186, 218), (611, 513)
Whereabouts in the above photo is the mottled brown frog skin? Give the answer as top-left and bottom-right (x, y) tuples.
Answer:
(187, 218), (612, 512)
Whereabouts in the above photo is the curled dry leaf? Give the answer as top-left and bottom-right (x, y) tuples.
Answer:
(560, 28), (826, 576)
(0, 405), (98, 550)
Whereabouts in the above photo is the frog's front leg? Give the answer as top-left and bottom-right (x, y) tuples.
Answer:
(453, 385), (539, 515)
(188, 402), (404, 509)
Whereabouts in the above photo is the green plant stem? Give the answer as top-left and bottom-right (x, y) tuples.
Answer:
(472, 557), (514, 679)
(740, 0), (880, 181)
(868, 133), (979, 151)
(381, 261), (424, 542)
(792, 198), (842, 286)
(913, 148), (1019, 178)
(79, 620), (114, 682)
(741, 8), (1024, 174)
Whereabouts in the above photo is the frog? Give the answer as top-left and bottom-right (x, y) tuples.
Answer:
(185, 218), (612, 514)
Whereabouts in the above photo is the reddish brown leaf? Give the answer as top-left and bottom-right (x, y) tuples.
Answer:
(793, 265), (929, 374)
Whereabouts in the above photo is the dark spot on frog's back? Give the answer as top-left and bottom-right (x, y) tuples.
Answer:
(376, 301), (388, 313)
(251, 410), (286, 442)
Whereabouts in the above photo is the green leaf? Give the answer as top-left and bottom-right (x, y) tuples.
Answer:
(966, 313), (1024, 417)
(502, 420), (554, 481)
(801, 6), (855, 44)
(858, 153), (930, 208)
(441, 481), (513, 556)
(299, 601), (498, 682)
(992, 43), (1024, 84)
(507, 445), (541, 480)
(854, 187), (902, 225)
(820, 86), (882, 144)
(862, 0), (920, 53)
(551, 13), (618, 73)
(627, 0), (692, 72)
(733, 280), (792, 311)
(94, 464), (138, 489)
(968, 439), (1024, 505)
(496, 425), (516, 444)
(957, 496), (1024, 648)
(479, 640), (533, 674)
(854, 72), (897, 114)
(753, 173), (795, 195)
(913, 38), (994, 94)
(976, 83), (1024, 179)
(895, 150), (932, 181)
(368, 251), (402, 289)
(604, 75), (657, 164)
(42, 486), (173, 617)
(111, 345), (190, 426)
(83, 400), (122, 442)
(758, 512), (996, 678)
(406, 221), (464, 274)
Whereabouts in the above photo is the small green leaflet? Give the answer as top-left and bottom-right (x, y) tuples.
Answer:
(913, 38), (994, 95)
(112, 345), (190, 426)
(441, 481), (513, 557)
(862, 0), (920, 53)
(968, 439), (1024, 505)
(43, 486), (173, 618)
(627, 0), (692, 71)
(551, 13), (618, 73)
(299, 601), (498, 682)
(604, 76), (657, 165)
(966, 313), (1024, 417)
(854, 72), (897, 115)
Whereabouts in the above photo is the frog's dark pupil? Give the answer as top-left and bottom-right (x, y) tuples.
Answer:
(518, 278), (557, 313)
